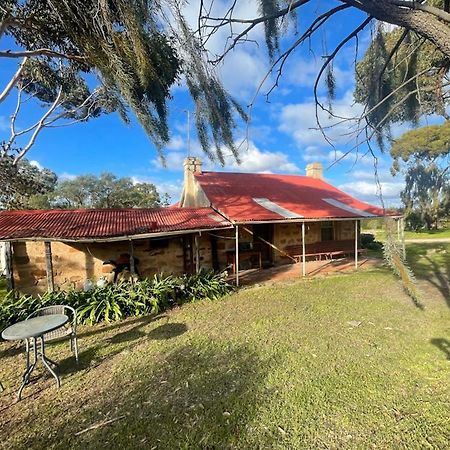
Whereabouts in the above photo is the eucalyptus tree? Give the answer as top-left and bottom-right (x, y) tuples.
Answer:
(390, 122), (450, 229)
(0, 0), (245, 175)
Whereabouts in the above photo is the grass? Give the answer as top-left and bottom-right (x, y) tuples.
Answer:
(1, 266), (449, 449)
(367, 228), (450, 242)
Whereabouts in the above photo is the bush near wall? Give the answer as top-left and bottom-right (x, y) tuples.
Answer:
(0, 270), (233, 331)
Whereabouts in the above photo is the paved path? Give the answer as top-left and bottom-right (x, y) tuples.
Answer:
(405, 238), (450, 244)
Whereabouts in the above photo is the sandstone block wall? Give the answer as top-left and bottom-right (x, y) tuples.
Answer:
(12, 232), (213, 295)
(11, 220), (359, 294)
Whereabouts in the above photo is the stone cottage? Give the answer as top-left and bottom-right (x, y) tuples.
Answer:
(0, 158), (400, 294)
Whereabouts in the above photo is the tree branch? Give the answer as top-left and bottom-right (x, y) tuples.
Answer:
(13, 87), (63, 165)
(0, 57), (28, 104)
(0, 49), (86, 63)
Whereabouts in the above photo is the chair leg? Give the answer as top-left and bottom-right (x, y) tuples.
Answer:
(73, 335), (79, 363)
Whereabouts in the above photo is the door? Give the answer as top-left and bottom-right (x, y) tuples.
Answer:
(183, 235), (194, 273)
(252, 224), (274, 266)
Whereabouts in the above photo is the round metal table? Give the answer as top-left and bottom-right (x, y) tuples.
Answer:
(2, 314), (69, 400)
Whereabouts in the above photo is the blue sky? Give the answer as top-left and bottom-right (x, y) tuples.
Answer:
(0, 1), (426, 207)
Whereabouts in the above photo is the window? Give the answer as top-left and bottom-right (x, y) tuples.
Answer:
(321, 222), (334, 241)
(150, 238), (170, 249)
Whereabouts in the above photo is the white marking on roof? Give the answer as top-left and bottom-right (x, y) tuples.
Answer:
(322, 198), (376, 217)
(208, 213), (228, 224)
(253, 198), (304, 219)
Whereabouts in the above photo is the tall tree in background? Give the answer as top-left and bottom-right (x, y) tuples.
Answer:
(0, 158), (57, 209)
(391, 122), (450, 229)
(53, 173), (162, 209)
(400, 163), (449, 229)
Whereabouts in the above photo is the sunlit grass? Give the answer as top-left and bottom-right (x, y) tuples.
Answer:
(1, 268), (448, 449)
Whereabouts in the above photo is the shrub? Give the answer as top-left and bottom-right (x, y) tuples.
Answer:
(360, 233), (375, 247)
(360, 233), (383, 251)
(0, 270), (233, 330)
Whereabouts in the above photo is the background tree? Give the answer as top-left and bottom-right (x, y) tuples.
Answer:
(52, 173), (162, 209)
(0, 157), (57, 209)
(390, 121), (450, 229)
(400, 163), (449, 229)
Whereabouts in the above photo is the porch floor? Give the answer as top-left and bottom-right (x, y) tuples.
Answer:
(231, 256), (382, 286)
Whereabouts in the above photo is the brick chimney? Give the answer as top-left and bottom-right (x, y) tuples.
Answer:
(180, 157), (209, 207)
(306, 162), (323, 180)
(183, 156), (202, 176)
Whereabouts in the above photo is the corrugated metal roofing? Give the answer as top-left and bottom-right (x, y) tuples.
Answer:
(195, 172), (392, 222)
(0, 207), (231, 241)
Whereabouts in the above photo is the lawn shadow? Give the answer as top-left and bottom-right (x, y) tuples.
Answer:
(407, 244), (450, 309)
(147, 323), (188, 340)
(10, 342), (274, 449)
(430, 338), (450, 360)
(77, 314), (167, 339)
(58, 315), (169, 375)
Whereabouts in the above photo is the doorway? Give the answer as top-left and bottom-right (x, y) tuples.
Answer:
(252, 223), (274, 267)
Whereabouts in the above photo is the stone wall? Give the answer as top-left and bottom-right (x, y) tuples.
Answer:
(12, 232), (213, 295)
(11, 220), (359, 294)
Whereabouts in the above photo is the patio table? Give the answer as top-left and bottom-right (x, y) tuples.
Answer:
(2, 314), (69, 400)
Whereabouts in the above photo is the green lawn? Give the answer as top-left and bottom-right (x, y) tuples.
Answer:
(1, 267), (449, 449)
(369, 228), (450, 242)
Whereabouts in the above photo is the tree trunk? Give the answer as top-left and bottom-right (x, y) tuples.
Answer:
(355, 1), (450, 59)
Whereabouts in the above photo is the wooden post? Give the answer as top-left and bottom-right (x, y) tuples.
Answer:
(44, 241), (55, 292)
(129, 240), (135, 274)
(354, 220), (358, 269)
(235, 225), (239, 286)
(194, 233), (200, 274)
(302, 222), (306, 277)
(397, 218), (400, 242)
(4, 241), (14, 291)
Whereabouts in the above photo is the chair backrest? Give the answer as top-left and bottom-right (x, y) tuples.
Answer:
(26, 305), (77, 341)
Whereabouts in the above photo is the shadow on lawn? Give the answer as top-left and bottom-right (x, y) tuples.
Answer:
(58, 315), (173, 374)
(431, 338), (450, 360)
(407, 244), (450, 309)
(9, 342), (273, 450)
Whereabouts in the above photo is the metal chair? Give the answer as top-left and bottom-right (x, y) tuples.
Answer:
(26, 305), (79, 363)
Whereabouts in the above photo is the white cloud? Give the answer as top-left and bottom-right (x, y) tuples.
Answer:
(285, 57), (354, 91)
(217, 48), (272, 100)
(339, 180), (403, 199)
(222, 142), (300, 173)
(152, 139), (299, 176)
(279, 90), (364, 149)
(29, 160), (43, 170)
(58, 172), (76, 181)
(165, 135), (186, 151)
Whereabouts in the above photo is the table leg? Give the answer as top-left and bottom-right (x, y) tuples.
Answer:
(18, 337), (37, 401)
(39, 336), (60, 388)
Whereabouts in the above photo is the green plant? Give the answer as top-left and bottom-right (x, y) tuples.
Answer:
(178, 270), (233, 303)
(0, 271), (234, 330)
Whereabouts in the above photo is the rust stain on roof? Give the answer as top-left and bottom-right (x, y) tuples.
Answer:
(0, 207), (231, 241)
(194, 172), (391, 222)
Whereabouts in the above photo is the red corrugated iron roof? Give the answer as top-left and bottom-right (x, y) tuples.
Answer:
(195, 172), (394, 222)
(0, 207), (231, 241)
